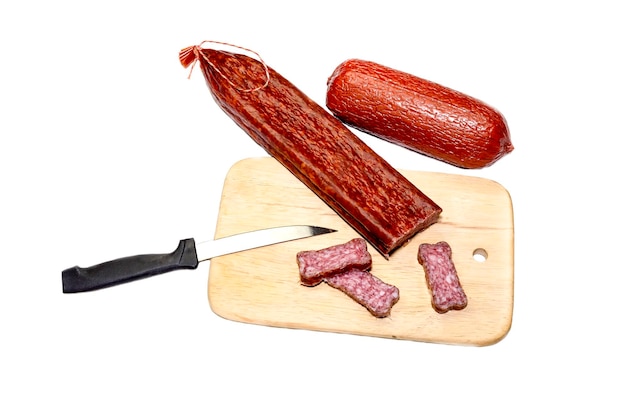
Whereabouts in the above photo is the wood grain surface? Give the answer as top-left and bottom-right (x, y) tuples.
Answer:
(208, 157), (514, 346)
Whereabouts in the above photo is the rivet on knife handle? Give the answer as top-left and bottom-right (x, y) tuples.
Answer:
(62, 239), (198, 293)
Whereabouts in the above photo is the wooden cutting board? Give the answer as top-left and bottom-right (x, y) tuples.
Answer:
(208, 157), (514, 346)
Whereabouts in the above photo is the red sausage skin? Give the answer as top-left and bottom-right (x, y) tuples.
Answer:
(180, 48), (441, 257)
(326, 59), (513, 169)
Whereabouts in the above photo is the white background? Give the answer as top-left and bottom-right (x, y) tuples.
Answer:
(2, 1), (624, 416)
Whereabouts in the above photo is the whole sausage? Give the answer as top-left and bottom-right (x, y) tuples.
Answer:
(326, 59), (513, 169)
(180, 44), (442, 257)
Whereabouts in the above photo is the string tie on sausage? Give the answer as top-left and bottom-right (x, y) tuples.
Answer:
(179, 40), (270, 93)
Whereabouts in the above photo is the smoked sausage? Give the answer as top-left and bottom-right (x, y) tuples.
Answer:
(180, 44), (442, 257)
(326, 59), (513, 169)
(296, 238), (372, 286)
(326, 269), (399, 318)
(418, 241), (468, 313)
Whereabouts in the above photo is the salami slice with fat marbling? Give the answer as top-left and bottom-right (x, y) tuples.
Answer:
(418, 241), (468, 313)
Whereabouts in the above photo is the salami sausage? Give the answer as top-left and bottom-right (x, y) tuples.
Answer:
(326, 269), (399, 318)
(418, 242), (467, 313)
(326, 59), (513, 169)
(179, 44), (441, 257)
(296, 238), (372, 286)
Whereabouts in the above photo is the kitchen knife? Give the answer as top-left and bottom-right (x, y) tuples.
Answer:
(62, 225), (336, 293)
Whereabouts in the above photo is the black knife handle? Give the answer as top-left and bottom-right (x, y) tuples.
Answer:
(62, 239), (199, 293)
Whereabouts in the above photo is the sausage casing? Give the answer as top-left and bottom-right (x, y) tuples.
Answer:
(326, 59), (513, 169)
(180, 47), (441, 257)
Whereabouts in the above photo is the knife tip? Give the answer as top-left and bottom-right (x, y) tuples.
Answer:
(311, 226), (338, 235)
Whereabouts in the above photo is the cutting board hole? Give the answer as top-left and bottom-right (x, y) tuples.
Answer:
(473, 248), (488, 262)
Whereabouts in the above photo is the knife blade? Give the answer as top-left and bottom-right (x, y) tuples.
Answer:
(62, 225), (336, 293)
